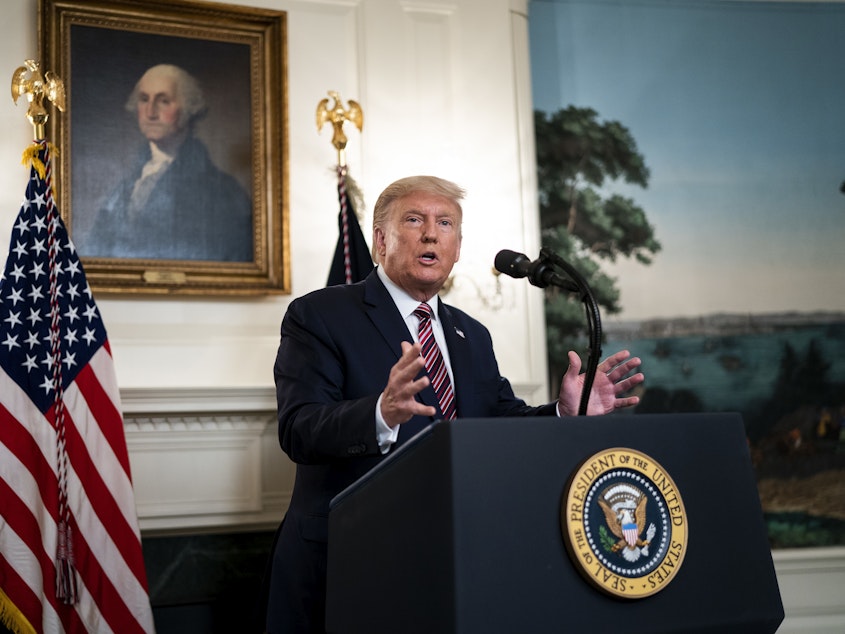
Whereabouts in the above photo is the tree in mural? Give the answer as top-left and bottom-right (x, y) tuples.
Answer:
(752, 339), (837, 441)
(534, 106), (661, 384)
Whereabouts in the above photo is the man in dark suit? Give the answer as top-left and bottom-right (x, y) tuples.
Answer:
(265, 175), (644, 633)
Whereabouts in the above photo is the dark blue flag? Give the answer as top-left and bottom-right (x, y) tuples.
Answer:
(327, 168), (373, 286)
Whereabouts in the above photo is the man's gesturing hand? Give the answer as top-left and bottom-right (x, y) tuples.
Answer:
(557, 349), (644, 416)
(380, 341), (436, 427)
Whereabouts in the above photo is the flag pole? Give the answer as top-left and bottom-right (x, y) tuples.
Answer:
(10, 59), (79, 604)
(316, 91), (366, 285)
(4, 60), (155, 632)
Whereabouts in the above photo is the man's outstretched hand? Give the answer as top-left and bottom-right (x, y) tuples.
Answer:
(557, 349), (644, 416)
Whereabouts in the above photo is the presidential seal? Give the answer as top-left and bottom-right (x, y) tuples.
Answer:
(561, 448), (688, 599)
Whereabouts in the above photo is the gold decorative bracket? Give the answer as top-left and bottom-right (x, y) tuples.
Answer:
(11, 59), (66, 140)
(316, 90), (363, 166)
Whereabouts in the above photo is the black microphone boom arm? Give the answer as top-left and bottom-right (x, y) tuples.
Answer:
(538, 248), (603, 416)
(494, 247), (602, 415)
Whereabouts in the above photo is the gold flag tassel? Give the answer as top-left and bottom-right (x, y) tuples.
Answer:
(21, 142), (59, 180)
(0, 587), (37, 634)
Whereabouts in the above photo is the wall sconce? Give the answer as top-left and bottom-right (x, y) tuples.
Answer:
(440, 267), (505, 311)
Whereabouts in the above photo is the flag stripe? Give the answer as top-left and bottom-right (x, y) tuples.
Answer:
(0, 553), (51, 634)
(0, 398), (60, 525)
(0, 484), (50, 633)
(65, 368), (144, 545)
(73, 349), (141, 534)
(0, 417), (113, 634)
(63, 406), (150, 590)
(73, 362), (131, 478)
(66, 515), (139, 634)
(0, 479), (73, 633)
(1, 410), (145, 634)
(0, 142), (153, 632)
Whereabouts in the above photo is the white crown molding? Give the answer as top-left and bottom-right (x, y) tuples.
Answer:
(119, 386), (277, 415)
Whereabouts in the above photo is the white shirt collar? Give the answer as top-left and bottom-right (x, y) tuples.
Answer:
(376, 266), (440, 320)
(138, 142), (175, 180)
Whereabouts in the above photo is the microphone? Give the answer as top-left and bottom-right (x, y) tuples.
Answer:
(494, 249), (578, 292)
(496, 247), (603, 415)
(493, 249), (531, 278)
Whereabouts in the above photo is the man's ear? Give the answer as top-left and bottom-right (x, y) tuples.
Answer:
(373, 226), (386, 256)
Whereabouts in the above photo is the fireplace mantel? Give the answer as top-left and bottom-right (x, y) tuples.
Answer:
(121, 386), (289, 535)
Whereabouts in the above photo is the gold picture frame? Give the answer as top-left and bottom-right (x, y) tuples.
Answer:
(39, 0), (289, 295)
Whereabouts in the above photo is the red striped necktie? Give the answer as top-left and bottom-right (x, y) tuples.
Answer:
(414, 302), (457, 420)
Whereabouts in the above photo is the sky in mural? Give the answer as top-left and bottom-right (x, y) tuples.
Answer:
(529, 0), (845, 321)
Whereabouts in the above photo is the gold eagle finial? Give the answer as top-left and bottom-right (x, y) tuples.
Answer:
(316, 90), (363, 166)
(11, 59), (66, 140)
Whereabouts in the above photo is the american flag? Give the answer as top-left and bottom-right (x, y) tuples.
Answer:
(0, 141), (154, 633)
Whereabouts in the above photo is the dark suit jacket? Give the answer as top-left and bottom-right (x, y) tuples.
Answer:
(266, 269), (555, 632)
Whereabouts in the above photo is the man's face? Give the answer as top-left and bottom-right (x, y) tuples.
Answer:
(375, 191), (462, 301)
(135, 71), (185, 147)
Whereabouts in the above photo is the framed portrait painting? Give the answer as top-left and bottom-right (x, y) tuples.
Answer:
(39, 0), (289, 295)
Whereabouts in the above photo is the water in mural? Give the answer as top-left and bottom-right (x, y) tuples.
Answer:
(606, 312), (845, 547)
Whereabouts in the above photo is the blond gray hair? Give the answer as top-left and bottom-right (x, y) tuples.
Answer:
(371, 175), (465, 263)
(125, 64), (207, 129)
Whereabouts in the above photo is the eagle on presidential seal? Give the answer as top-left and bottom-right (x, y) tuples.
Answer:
(598, 483), (658, 563)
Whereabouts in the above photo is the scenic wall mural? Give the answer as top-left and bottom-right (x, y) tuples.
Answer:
(529, 0), (845, 547)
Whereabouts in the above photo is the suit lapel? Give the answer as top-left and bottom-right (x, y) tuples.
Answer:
(362, 271), (410, 357)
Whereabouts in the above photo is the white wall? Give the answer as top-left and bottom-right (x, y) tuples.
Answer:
(1, 0), (546, 396)
(1, 1), (842, 631)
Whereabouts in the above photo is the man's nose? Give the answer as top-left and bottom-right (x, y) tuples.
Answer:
(421, 222), (438, 242)
(140, 101), (157, 118)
